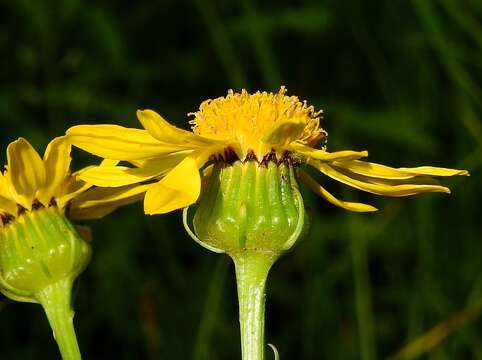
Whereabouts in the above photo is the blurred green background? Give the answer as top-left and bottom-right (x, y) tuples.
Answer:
(0, 0), (481, 359)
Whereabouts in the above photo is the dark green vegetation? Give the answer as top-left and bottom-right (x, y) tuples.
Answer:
(0, 0), (481, 359)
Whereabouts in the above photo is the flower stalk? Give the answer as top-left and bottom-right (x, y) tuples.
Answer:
(35, 278), (81, 360)
(233, 250), (278, 360)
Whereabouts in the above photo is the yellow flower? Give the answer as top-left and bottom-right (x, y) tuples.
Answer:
(0, 136), (147, 226)
(66, 87), (468, 215)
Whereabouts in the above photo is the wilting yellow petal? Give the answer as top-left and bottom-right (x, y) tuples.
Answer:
(137, 109), (215, 146)
(0, 195), (17, 216)
(333, 160), (418, 180)
(313, 161), (451, 196)
(7, 138), (46, 207)
(262, 119), (307, 146)
(67, 124), (194, 160)
(144, 156), (201, 214)
(332, 160), (469, 180)
(292, 143), (368, 162)
(37, 136), (72, 205)
(299, 171), (378, 212)
(69, 184), (149, 220)
(397, 166), (469, 177)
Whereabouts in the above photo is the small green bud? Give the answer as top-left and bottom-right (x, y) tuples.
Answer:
(0, 207), (91, 303)
(192, 159), (307, 256)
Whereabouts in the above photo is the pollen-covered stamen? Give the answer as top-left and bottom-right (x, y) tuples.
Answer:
(189, 87), (327, 159)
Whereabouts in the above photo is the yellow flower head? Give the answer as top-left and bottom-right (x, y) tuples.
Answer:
(66, 87), (469, 215)
(189, 87), (326, 158)
(0, 137), (147, 226)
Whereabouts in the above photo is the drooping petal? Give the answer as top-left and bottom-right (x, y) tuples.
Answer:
(37, 137), (72, 205)
(69, 184), (149, 220)
(397, 166), (469, 177)
(6, 138), (46, 207)
(292, 143), (369, 162)
(144, 156), (201, 215)
(67, 124), (194, 160)
(299, 171), (378, 212)
(332, 160), (469, 180)
(137, 109), (218, 146)
(332, 160), (418, 180)
(312, 161), (451, 196)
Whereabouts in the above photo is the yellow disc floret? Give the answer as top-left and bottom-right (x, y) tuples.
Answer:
(189, 87), (326, 159)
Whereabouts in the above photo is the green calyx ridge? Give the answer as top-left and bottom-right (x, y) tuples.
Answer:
(189, 160), (308, 256)
(0, 206), (91, 303)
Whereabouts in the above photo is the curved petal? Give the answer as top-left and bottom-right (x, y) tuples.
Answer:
(37, 136), (72, 205)
(7, 138), (46, 207)
(144, 156), (201, 215)
(70, 184), (149, 220)
(137, 109), (217, 146)
(67, 124), (195, 160)
(299, 171), (378, 212)
(292, 143), (369, 162)
(313, 161), (451, 196)
(262, 119), (306, 146)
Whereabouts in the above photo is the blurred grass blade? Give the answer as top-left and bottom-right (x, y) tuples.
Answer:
(389, 298), (482, 360)
(349, 214), (377, 360)
(194, 257), (229, 360)
(194, 0), (246, 88)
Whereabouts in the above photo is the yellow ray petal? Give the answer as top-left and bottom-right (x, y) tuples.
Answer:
(0, 172), (8, 196)
(77, 151), (191, 187)
(292, 143), (369, 162)
(7, 138), (46, 207)
(78, 166), (164, 187)
(137, 109), (216, 146)
(67, 124), (194, 160)
(100, 159), (120, 167)
(397, 166), (469, 177)
(299, 171), (378, 212)
(333, 160), (418, 180)
(332, 160), (469, 180)
(69, 184), (149, 220)
(313, 162), (451, 196)
(144, 156), (201, 215)
(262, 119), (306, 146)
(37, 136), (72, 205)
(0, 195), (17, 216)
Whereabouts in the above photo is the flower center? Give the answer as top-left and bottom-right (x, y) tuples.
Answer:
(189, 87), (326, 159)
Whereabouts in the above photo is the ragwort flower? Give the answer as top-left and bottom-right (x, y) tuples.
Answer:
(0, 136), (147, 360)
(66, 87), (468, 360)
(67, 87), (468, 216)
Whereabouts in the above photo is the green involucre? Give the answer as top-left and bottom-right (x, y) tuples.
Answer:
(0, 206), (91, 303)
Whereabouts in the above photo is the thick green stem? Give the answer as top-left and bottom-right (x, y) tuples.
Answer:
(35, 279), (82, 360)
(232, 250), (279, 360)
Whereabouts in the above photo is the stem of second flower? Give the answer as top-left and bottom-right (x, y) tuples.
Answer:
(232, 250), (279, 360)
(35, 278), (82, 360)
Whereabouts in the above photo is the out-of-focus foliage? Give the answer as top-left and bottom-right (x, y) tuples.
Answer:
(0, 0), (481, 359)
